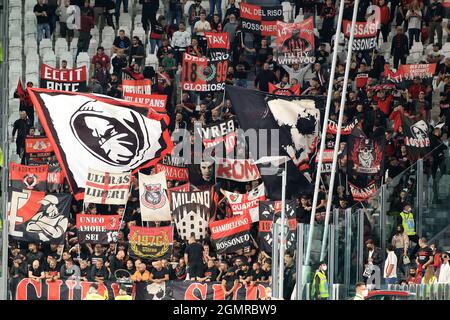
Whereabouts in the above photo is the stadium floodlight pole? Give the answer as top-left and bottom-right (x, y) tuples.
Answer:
(320, 0), (360, 262)
(303, 0), (347, 269)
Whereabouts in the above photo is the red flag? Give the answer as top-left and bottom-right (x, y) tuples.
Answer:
(17, 79), (26, 103)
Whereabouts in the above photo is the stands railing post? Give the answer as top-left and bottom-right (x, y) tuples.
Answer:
(356, 209), (364, 283)
(344, 208), (352, 297)
(416, 158), (424, 237)
(380, 184), (387, 253)
(328, 223), (335, 291)
(271, 223), (280, 298)
(295, 223), (304, 300)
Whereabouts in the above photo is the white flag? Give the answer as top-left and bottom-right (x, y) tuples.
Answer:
(84, 168), (131, 205)
(222, 183), (266, 223)
(139, 171), (171, 221)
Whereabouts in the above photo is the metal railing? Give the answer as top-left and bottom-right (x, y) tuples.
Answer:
(388, 284), (450, 300)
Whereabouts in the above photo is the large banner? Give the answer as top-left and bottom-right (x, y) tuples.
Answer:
(128, 225), (173, 259)
(401, 115), (431, 159)
(343, 20), (378, 51)
(14, 279), (267, 300)
(349, 180), (378, 201)
(326, 118), (358, 135)
(226, 86), (322, 199)
(25, 136), (54, 158)
(9, 162), (48, 191)
(276, 18), (315, 65)
(84, 169), (131, 205)
(209, 213), (252, 254)
(40, 64), (87, 92)
(171, 190), (211, 240)
(384, 63), (437, 83)
(205, 32), (230, 59)
(347, 135), (385, 176)
(139, 171), (171, 221)
(155, 155), (189, 182)
(268, 83), (301, 96)
(222, 184), (266, 223)
(314, 148), (334, 173)
(215, 158), (261, 182)
(8, 189), (71, 244)
(28, 88), (173, 200)
(181, 53), (228, 91)
(240, 3), (283, 36)
(198, 119), (237, 154)
(259, 200), (297, 254)
(122, 79), (168, 113)
(76, 214), (120, 244)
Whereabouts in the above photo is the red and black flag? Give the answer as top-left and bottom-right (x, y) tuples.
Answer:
(25, 136), (54, 158)
(40, 64), (87, 92)
(197, 118), (237, 155)
(16, 79), (32, 106)
(47, 161), (64, 191)
(8, 189), (71, 244)
(181, 53), (228, 92)
(347, 132), (385, 176)
(401, 115), (432, 160)
(240, 3), (283, 36)
(128, 225), (173, 259)
(205, 32), (230, 59)
(258, 200), (297, 254)
(349, 180), (378, 202)
(276, 18), (315, 65)
(76, 214), (120, 244)
(209, 212), (252, 254)
(27, 88), (173, 200)
(342, 20), (378, 51)
(9, 162), (48, 191)
(268, 83), (301, 96)
(155, 154), (189, 182)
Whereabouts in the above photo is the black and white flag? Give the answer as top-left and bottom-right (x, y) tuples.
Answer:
(27, 88), (173, 200)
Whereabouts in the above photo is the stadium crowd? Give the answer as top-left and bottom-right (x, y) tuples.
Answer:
(6, 0), (450, 300)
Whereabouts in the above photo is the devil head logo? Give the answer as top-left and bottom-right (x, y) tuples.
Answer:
(410, 120), (428, 141)
(70, 101), (150, 167)
(23, 174), (38, 189)
(141, 183), (166, 209)
(358, 139), (374, 169)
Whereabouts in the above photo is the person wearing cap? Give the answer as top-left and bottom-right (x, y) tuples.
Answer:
(115, 286), (133, 300)
(311, 261), (329, 300)
(85, 283), (106, 300)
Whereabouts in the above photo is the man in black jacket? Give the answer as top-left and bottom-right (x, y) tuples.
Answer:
(363, 239), (384, 284)
(254, 62), (276, 92)
(426, 0), (443, 47)
(12, 111), (32, 160)
(390, 27), (409, 69)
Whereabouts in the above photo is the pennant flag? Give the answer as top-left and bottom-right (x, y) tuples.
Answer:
(276, 18), (315, 65)
(8, 189), (71, 243)
(401, 115), (432, 159)
(209, 213), (252, 254)
(384, 63), (437, 83)
(25, 136), (54, 158)
(170, 190), (211, 240)
(40, 64), (87, 92)
(155, 154), (189, 181)
(139, 171), (171, 221)
(343, 20), (378, 51)
(197, 119), (237, 154)
(76, 214), (120, 244)
(128, 225), (173, 259)
(258, 200), (297, 254)
(27, 88), (173, 200)
(181, 53), (228, 92)
(205, 32), (230, 59)
(84, 169), (131, 205)
(222, 183), (266, 223)
(240, 3), (283, 36)
(215, 158), (261, 182)
(347, 134), (385, 176)
(9, 162), (48, 191)
(47, 161), (64, 191)
(268, 83), (301, 96)
(349, 180), (378, 201)
(226, 85), (323, 199)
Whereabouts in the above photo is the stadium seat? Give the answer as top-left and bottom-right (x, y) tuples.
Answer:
(145, 53), (158, 70)
(134, 14), (143, 29)
(9, 38), (22, 51)
(39, 39), (53, 57)
(88, 38), (99, 58)
(410, 41), (423, 54)
(59, 51), (74, 68)
(42, 51), (57, 67)
(119, 26), (131, 36)
(9, 48), (22, 62)
(91, 26), (100, 43)
(9, 21), (22, 40)
(76, 52), (91, 74)
(55, 38), (70, 59)
(442, 42), (450, 54)
(9, 0), (22, 10)
(25, 0), (37, 12)
(282, 2), (293, 23)
(8, 8), (22, 24)
(24, 37), (38, 56)
(184, 1), (194, 16)
(294, 14), (304, 23)
(26, 75), (39, 88)
(133, 26), (146, 42)
(24, 11), (37, 28)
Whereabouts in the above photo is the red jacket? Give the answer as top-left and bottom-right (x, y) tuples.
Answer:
(379, 5), (390, 25)
(374, 94), (393, 115)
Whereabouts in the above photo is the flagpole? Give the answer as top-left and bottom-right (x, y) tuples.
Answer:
(117, 174), (133, 234)
(319, 0), (360, 262)
(304, 0), (347, 269)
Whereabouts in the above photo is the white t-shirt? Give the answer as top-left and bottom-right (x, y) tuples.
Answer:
(193, 20), (211, 36)
(384, 251), (398, 278)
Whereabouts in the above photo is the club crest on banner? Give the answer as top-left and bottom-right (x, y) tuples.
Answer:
(141, 183), (166, 209)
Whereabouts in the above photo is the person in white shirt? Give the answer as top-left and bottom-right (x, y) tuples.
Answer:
(438, 253), (450, 284)
(384, 245), (398, 285)
(405, 1), (422, 49)
(171, 22), (191, 64)
(282, 64), (311, 87)
(193, 11), (211, 53)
